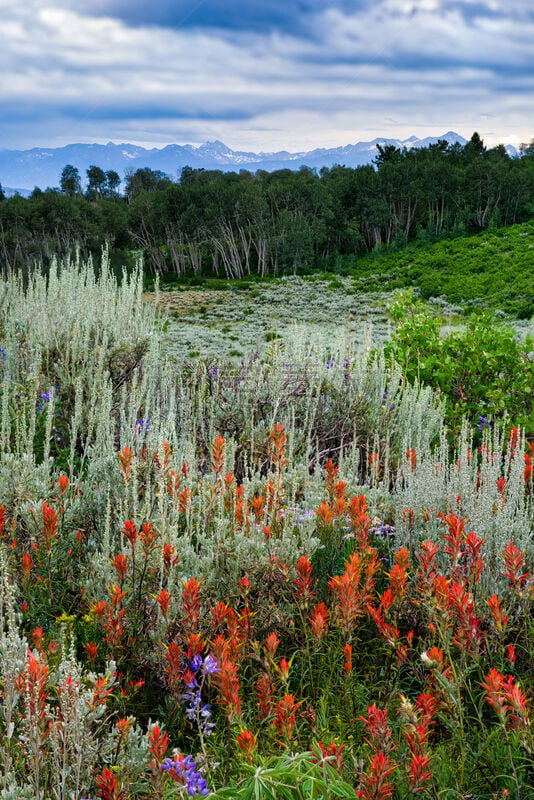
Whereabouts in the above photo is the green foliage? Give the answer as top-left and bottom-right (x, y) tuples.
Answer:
(384, 291), (534, 432)
(211, 752), (357, 799)
(349, 220), (534, 318)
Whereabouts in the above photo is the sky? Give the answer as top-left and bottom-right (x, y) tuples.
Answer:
(0, 0), (532, 152)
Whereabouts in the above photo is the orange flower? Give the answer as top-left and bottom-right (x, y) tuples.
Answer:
(276, 658), (291, 681)
(155, 589), (172, 618)
(269, 423), (287, 472)
(343, 643), (352, 674)
(86, 641), (99, 662)
(21, 552), (34, 579)
(310, 602), (329, 641)
(264, 632), (280, 659)
(211, 434), (226, 475)
(501, 541), (529, 591)
(293, 556), (314, 604)
(117, 446), (132, 484)
(110, 553), (128, 584)
(41, 501), (59, 551)
(316, 501), (333, 526)
(182, 577), (201, 629)
(148, 723), (170, 766)
(237, 729), (257, 763)
(274, 694), (299, 742)
(121, 519), (137, 548)
(95, 767), (127, 800)
(359, 751), (396, 800)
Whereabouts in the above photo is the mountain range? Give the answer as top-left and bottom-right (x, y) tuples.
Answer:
(0, 131), (519, 195)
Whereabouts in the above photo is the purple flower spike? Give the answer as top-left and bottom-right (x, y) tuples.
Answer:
(202, 654), (219, 675)
(190, 653), (203, 672)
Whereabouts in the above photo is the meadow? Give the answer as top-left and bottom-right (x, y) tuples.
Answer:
(0, 254), (533, 799)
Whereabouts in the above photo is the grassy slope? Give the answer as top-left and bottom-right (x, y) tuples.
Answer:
(346, 220), (534, 318)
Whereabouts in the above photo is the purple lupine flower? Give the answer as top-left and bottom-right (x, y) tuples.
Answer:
(190, 653), (203, 673)
(37, 390), (53, 414)
(184, 672), (198, 689)
(161, 754), (210, 796)
(477, 415), (491, 431)
(202, 654), (219, 675)
(136, 416), (151, 433)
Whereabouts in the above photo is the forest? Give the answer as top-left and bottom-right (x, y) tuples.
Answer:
(1, 133), (534, 277)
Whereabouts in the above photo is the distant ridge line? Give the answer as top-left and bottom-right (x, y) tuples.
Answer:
(0, 132), (520, 191)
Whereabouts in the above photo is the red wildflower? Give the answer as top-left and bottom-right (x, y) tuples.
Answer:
(95, 768), (127, 800)
(360, 705), (393, 755)
(274, 694), (299, 742)
(276, 658), (291, 681)
(139, 522), (158, 552)
(314, 739), (345, 773)
(121, 519), (137, 548)
(487, 594), (508, 632)
(238, 574), (251, 597)
(407, 753), (432, 792)
(213, 657), (241, 719)
(237, 729), (257, 763)
(163, 543), (178, 571)
(41, 501), (59, 551)
(310, 602), (329, 641)
(21, 552), (34, 579)
(293, 556), (314, 604)
(269, 423), (287, 472)
(211, 434), (226, 476)
(255, 673), (274, 720)
(110, 553), (128, 584)
(264, 632), (280, 659)
(439, 511), (467, 570)
(325, 458), (339, 502)
(148, 723), (170, 766)
(118, 446), (132, 484)
(501, 541), (529, 592)
(211, 601), (230, 628)
(85, 641), (99, 662)
(316, 500), (333, 526)
(344, 643), (352, 674)
(182, 577), (201, 630)
(249, 495), (265, 522)
(155, 589), (172, 618)
(359, 751), (396, 800)
(32, 627), (45, 652)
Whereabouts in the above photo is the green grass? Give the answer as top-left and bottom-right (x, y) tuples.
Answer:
(341, 221), (534, 319)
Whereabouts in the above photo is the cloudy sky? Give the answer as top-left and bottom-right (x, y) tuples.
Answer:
(0, 0), (532, 152)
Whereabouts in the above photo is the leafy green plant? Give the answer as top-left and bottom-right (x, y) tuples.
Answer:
(385, 291), (534, 434)
(211, 751), (357, 799)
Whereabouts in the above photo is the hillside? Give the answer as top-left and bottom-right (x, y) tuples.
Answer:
(348, 221), (534, 319)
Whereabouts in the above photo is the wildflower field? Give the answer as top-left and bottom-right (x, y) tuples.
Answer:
(0, 255), (533, 799)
